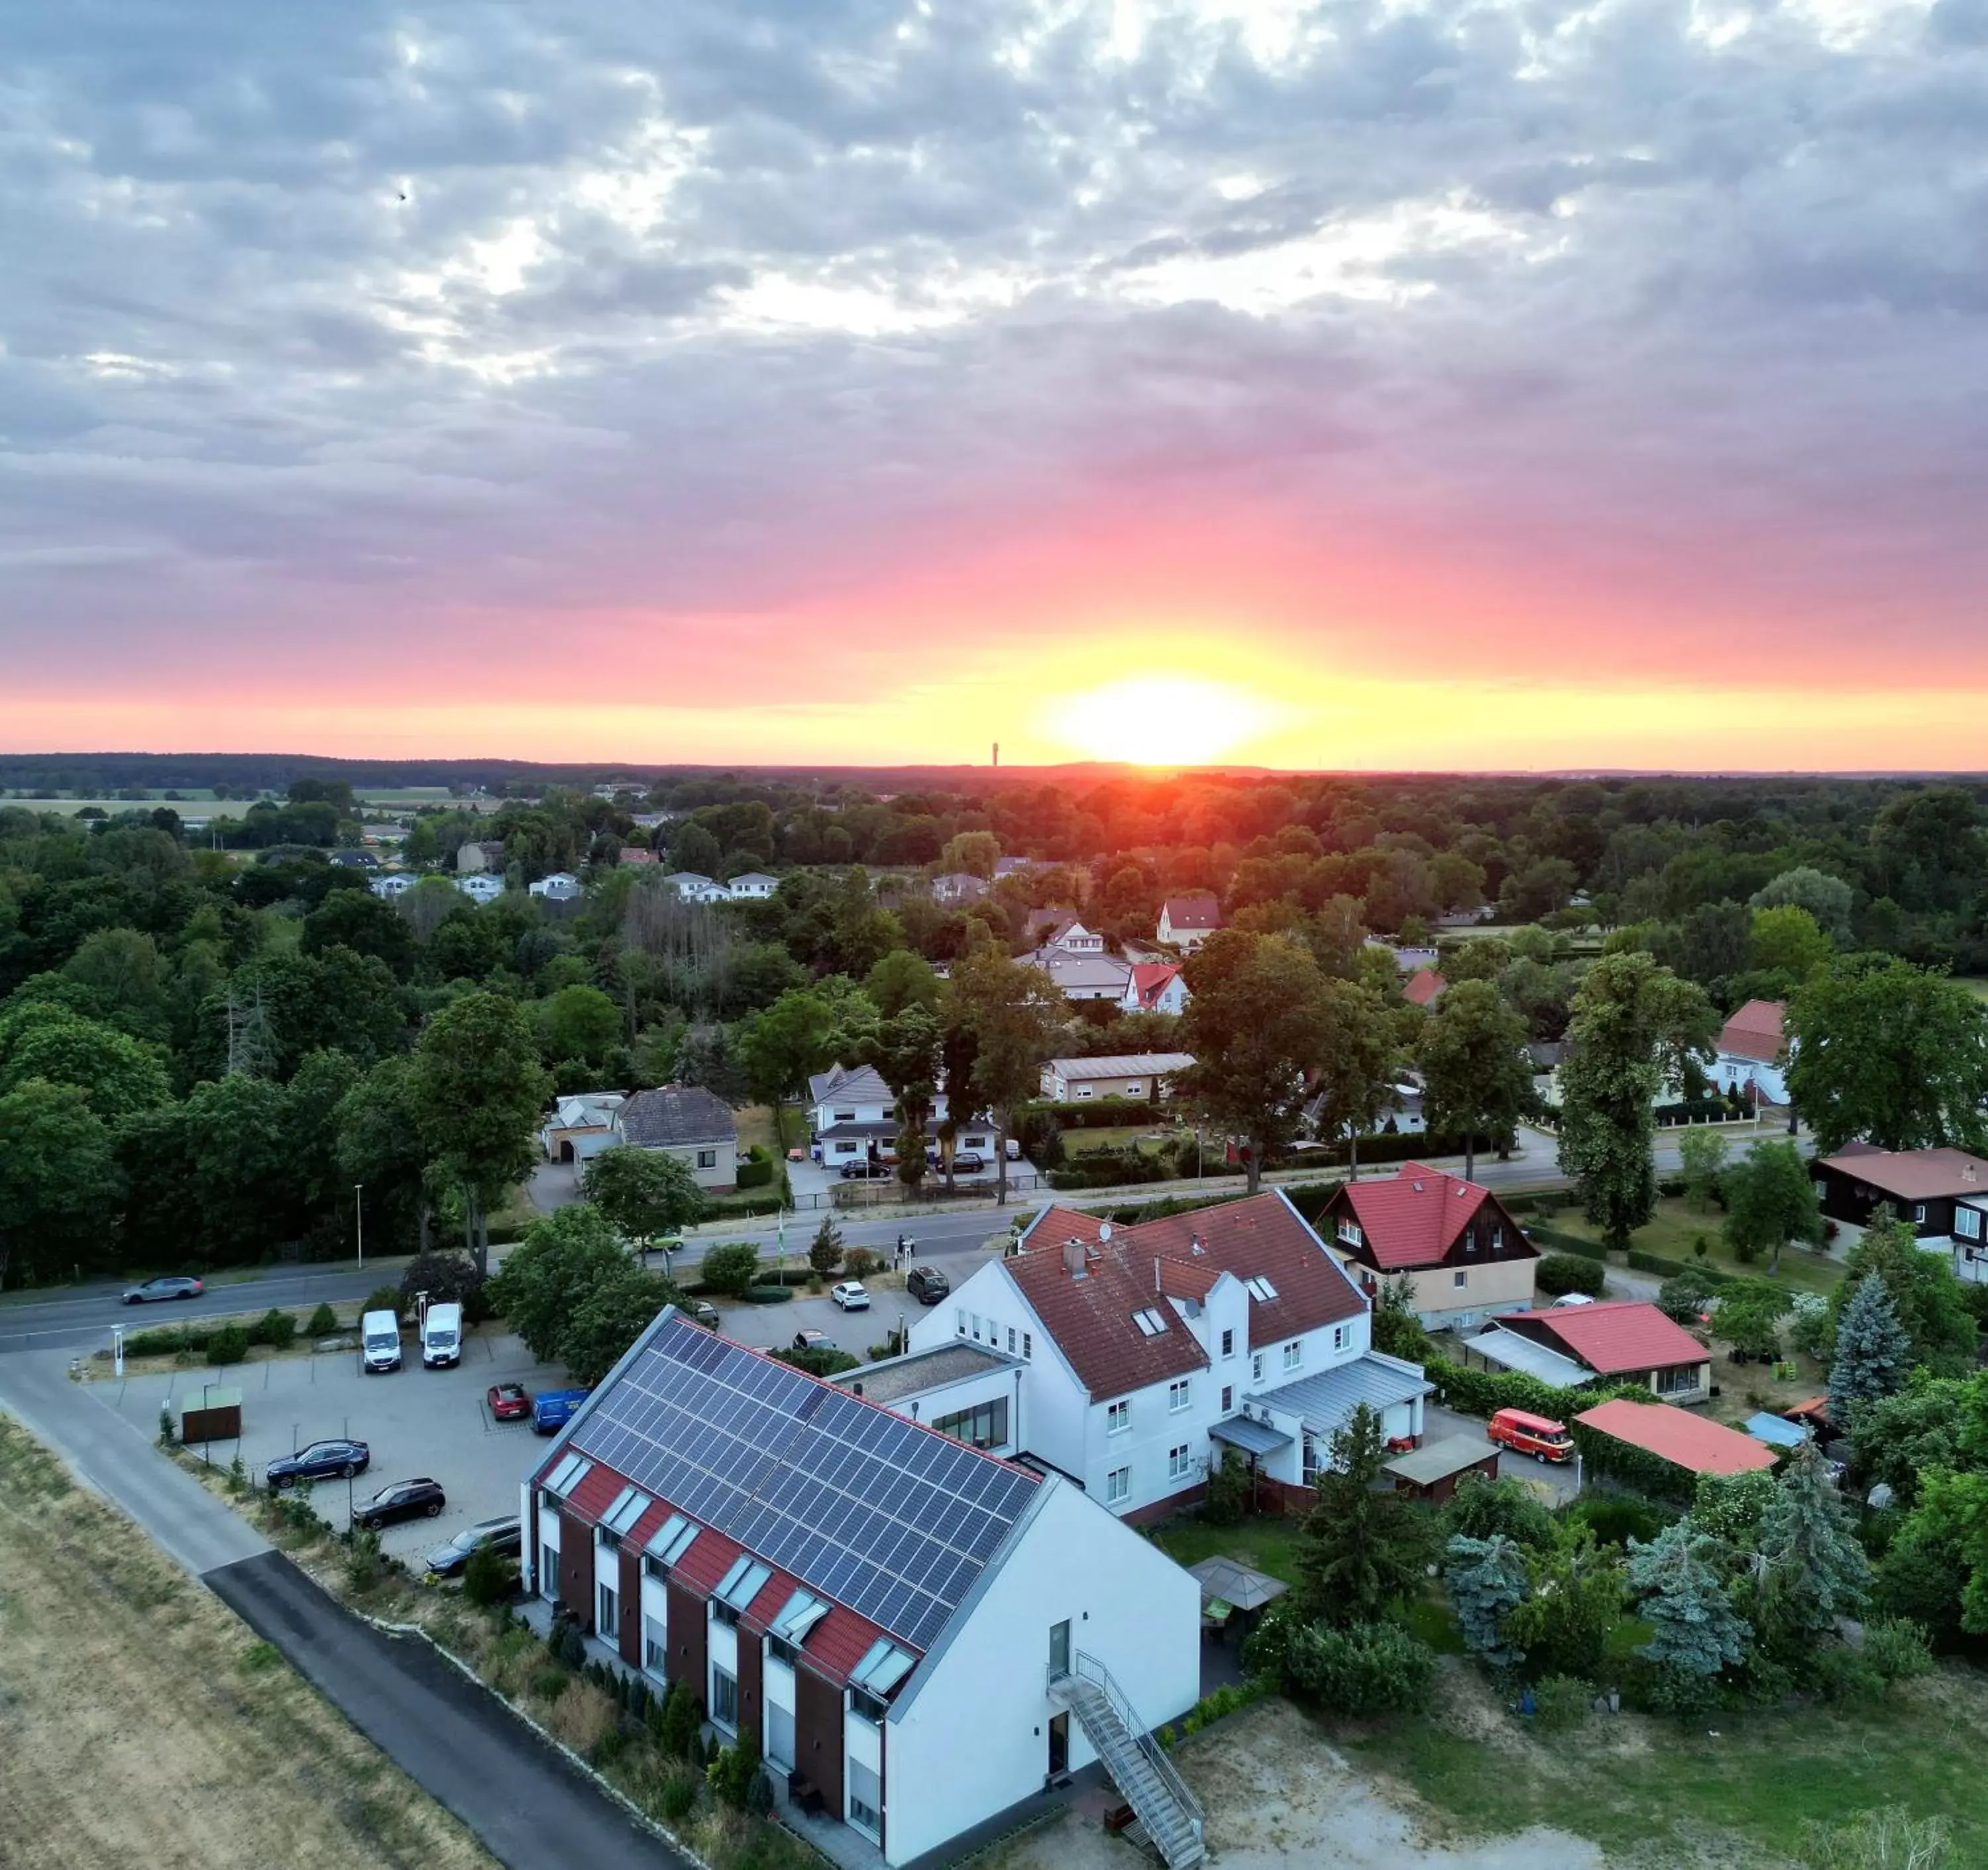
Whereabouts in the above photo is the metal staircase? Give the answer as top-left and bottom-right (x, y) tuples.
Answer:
(1049, 1651), (1205, 1870)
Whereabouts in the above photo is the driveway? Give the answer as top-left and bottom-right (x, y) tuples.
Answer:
(1421, 1402), (1582, 1505)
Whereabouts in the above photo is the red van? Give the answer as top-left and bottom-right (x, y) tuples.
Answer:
(1487, 1408), (1574, 1463)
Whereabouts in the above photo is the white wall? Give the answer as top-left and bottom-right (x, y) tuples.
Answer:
(883, 1478), (1200, 1867)
(535, 1502), (561, 1601)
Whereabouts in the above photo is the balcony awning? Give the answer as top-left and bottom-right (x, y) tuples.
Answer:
(1209, 1415), (1294, 1458)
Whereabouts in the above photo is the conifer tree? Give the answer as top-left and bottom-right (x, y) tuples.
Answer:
(1757, 1443), (1872, 1641)
(1445, 1533), (1530, 1671)
(1828, 1274), (1912, 1425)
(1627, 1522), (1751, 1675)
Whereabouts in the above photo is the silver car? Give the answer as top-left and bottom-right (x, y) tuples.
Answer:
(121, 1275), (205, 1304)
(423, 1517), (523, 1579)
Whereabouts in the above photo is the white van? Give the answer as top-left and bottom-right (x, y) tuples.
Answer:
(421, 1301), (464, 1370)
(360, 1308), (403, 1373)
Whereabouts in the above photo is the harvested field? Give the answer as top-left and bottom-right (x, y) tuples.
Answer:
(0, 1417), (496, 1870)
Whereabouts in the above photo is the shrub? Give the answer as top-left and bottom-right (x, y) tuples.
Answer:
(363, 1284), (406, 1320)
(735, 1152), (775, 1191)
(700, 1242), (761, 1297)
(157, 1402), (176, 1445)
(1535, 1254), (1607, 1299)
(1799, 1809), (1956, 1870)
(464, 1541), (518, 1606)
(400, 1250), (490, 1324)
(1863, 1616), (1934, 1688)
(1563, 1494), (1671, 1550)
(205, 1324), (250, 1366)
(843, 1248), (885, 1278)
(708, 1727), (764, 1809)
(744, 1765), (774, 1818)
(771, 1345), (861, 1377)
(1278, 1619), (1437, 1717)
(1812, 1643), (1885, 1706)
(1635, 1658), (1722, 1724)
(553, 1622), (588, 1671)
(1530, 1674), (1591, 1732)
(657, 1681), (702, 1762)
(345, 1525), (386, 1592)
(307, 1301), (340, 1337)
(1200, 1450), (1250, 1527)
(653, 1771), (699, 1824)
(1177, 1681), (1266, 1738)
(741, 1286), (793, 1305)
(250, 1308), (296, 1350)
(1657, 1270), (1719, 1323)
(227, 1452), (248, 1494)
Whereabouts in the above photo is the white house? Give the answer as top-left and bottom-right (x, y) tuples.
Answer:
(368, 872), (417, 900)
(1712, 999), (1791, 1105)
(903, 1192), (1429, 1521)
(806, 1063), (995, 1167)
(726, 871), (779, 900)
(455, 873), (506, 905)
(663, 871), (731, 903)
(526, 1315), (1204, 1869)
(1018, 943), (1133, 1002)
(1040, 1052), (1195, 1102)
(541, 1091), (626, 1162)
(929, 871), (989, 905)
(1156, 895), (1221, 954)
(529, 871), (583, 901)
(1121, 962), (1189, 1016)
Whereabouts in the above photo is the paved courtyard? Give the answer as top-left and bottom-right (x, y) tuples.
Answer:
(90, 1329), (567, 1565)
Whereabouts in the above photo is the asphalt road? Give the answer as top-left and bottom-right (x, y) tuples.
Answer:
(209, 1551), (688, 1870)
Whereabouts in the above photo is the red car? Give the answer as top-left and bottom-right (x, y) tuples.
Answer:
(488, 1383), (531, 1422)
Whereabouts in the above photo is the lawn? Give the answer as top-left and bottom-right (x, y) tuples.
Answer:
(0, 1418), (496, 1870)
(1337, 1663), (1988, 1863)
(736, 1102), (800, 1154)
(1151, 1513), (1303, 1584)
(1543, 1195), (1845, 1296)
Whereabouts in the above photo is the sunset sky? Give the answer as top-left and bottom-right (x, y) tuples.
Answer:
(4, 0), (1985, 771)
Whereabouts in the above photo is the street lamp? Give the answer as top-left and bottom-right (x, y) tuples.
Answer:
(355, 1183), (364, 1274)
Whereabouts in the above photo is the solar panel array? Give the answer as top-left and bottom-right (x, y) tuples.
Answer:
(573, 1317), (1038, 1651)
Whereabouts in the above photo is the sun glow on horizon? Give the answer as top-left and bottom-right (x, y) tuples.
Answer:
(1046, 675), (1278, 766)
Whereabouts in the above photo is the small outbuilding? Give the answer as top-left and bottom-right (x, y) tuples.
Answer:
(178, 1388), (243, 1444)
(1382, 1433), (1500, 1502)
(1574, 1398), (1776, 1482)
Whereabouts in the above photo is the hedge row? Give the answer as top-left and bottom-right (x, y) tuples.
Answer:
(1627, 1250), (1734, 1286)
(1522, 1225), (1610, 1262)
(1425, 1354), (1646, 1426)
(1015, 1096), (1168, 1132)
(125, 1309), (302, 1358)
(735, 1156), (775, 1191)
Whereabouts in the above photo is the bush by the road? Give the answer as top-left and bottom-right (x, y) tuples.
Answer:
(204, 1324), (250, 1366)
(1535, 1254), (1607, 1298)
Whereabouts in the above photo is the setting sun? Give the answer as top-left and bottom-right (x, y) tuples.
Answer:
(1044, 675), (1277, 766)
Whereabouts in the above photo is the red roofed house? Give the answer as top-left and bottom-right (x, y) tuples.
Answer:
(1712, 998), (1791, 1105)
(1403, 967), (1447, 1009)
(1156, 893), (1221, 954)
(1494, 1301), (1712, 1405)
(1121, 960), (1189, 1016)
(1574, 1398), (1777, 1480)
(529, 1312), (1202, 1868)
(903, 1190), (1431, 1521)
(1319, 1163), (1539, 1331)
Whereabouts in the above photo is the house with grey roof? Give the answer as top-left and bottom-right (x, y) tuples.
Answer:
(614, 1084), (740, 1191)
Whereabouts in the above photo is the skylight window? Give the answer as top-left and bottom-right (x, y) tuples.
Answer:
(1132, 1307), (1168, 1336)
(1245, 1276), (1278, 1301)
(770, 1588), (831, 1645)
(644, 1512), (698, 1567)
(714, 1554), (773, 1612)
(602, 1486), (651, 1537)
(850, 1639), (916, 1694)
(543, 1453), (592, 1498)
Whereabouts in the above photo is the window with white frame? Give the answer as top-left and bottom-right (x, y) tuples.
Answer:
(955, 1307), (966, 1336)
(1960, 1208), (1984, 1241)
(848, 1759), (883, 1839)
(1655, 1364), (1701, 1396)
(1124, 1082), (1144, 1097)
(1105, 1466), (1130, 1504)
(833, 1109), (856, 1123)
(1168, 1378), (1191, 1413)
(1076, 1085), (1093, 1100)
(1491, 1224), (1504, 1249)
(1244, 1275), (1278, 1301)
(1221, 1385), (1233, 1412)
(1167, 1444), (1194, 1482)
(643, 1614), (667, 1675)
(1454, 1270), (1468, 1288)
(1337, 1219), (1364, 1248)
(1251, 1352), (1264, 1382)
(1023, 1331), (1033, 1359)
(598, 1581), (618, 1639)
(710, 1664), (738, 1733)
(1914, 1204), (1928, 1224)
(1332, 1324), (1348, 1352)
(1282, 1341), (1301, 1372)
(1133, 1307), (1168, 1337)
(1008, 1326), (1017, 1353)
(1107, 1399), (1131, 1435)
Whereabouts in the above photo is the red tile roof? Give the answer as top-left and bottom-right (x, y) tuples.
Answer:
(559, 1460), (634, 1521)
(1011, 1193), (1364, 1400)
(1161, 895), (1220, 932)
(1816, 1146), (1988, 1202)
(1338, 1164), (1512, 1271)
(1574, 1400), (1776, 1476)
(1506, 1301), (1708, 1376)
(1403, 968), (1447, 1007)
(619, 848), (659, 864)
(1717, 999), (1786, 1064)
(1127, 962), (1183, 1009)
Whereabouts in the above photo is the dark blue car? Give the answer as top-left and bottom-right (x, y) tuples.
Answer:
(531, 1389), (590, 1435)
(266, 1438), (370, 1490)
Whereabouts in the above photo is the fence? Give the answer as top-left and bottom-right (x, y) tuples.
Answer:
(782, 1172), (1048, 1213)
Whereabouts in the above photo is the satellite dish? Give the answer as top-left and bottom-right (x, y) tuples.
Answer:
(1099, 1223), (1112, 1242)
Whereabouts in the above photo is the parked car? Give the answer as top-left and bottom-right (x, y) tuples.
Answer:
(424, 1516), (524, 1580)
(950, 1153), (985, 1174)
(838, 1160), (893, 1181)
(1004, 1138), (1022, 1160)
(1550, 1293), (1596, 1309)
(266, 1439), (370, 1489)
(905, 1265), (950, 1305)
(361, 1308), (403, 1373)
(1486, 1408), (1574, 1464)
(531, 1388), (590, 1434)
(830, 1282), (871, 1311)
(681, 1299), (722, 1329)
(356, 1478), (447, 1529)
(792, 1329), (838, 1352)
(487, 1383), (531, 1421)
(121, 1275), (203, 1305)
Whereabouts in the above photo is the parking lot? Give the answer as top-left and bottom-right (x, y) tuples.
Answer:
(93, 1329), (568, 1567)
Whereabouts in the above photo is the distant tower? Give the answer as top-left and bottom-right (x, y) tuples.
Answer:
(992, 742), (999, 769)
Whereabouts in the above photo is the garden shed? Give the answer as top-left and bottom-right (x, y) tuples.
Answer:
(1382, 1433), (1501, 1503)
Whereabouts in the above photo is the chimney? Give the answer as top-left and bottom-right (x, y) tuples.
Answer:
(1154, 1257), (1162, 1294)
(1967, 1164), (1979, 1183)
(1189, 1233), (1204, 1256)
(1063, 1239), (1087, 1279)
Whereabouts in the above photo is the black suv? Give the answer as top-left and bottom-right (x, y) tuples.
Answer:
(266, 1439), (370, 1489)
(906, 1265), (950, 1304)
(355, 1478), (447, 1530)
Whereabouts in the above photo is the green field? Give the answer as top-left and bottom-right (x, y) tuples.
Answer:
(1541, 1195), (1846, 1295)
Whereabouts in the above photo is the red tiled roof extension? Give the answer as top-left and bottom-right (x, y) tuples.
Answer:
(1337, 1165), (1521, 1271)
(1403, 969), (1447, 1007)
(1717, 999), (1786, 1064)
(1508, 1301), (1708, 1375)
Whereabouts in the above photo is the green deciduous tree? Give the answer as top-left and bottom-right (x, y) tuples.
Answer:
(1677, 1127), (1728, 1213)
(408, 991), (551, 1276)
(1789, 956), (1988, 1154)
(485, 1203), (628, 1364)
(863, 1005), (942, 1189)
(1294, 1403), (1432, 1626)
(1415, 979), (1535, 1180)
(864, 948), (941, 1020)
(1504, 1527), (1624, 1682)
(561, 1260), (683, 1385)
(579, 1145), (705, 1244)
(946, 941), (1062, 1205)
(1626, 1523), (1751, 1677)
(1748, 904), (1832, 987)
(938, 831), (1000, 879)
(698, 1240), (761, 1297)
(0, 1077), (119, 1287)
(736, 988), (839, 1128)
(1722, 1140), (1822, 1272)
(1831, 1208), (1978, 1378)
(1829, 1274), (1912, 1424)
(1848, 1372), (1969, 1508)
(1557, 953), (1715, 1248)
(537, 983), (622, 1070)
(0, 1004), (172, 1119)
(1751, 867), (1855, 945)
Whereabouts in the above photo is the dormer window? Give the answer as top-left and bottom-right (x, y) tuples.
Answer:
(1133, 1307), (1168, 1337)
(1244, 1276), (1278, 1302)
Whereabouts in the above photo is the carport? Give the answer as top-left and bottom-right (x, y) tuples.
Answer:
(1384, 1433), (1501, 1503)
(1457, 1327), (1589, 1389)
